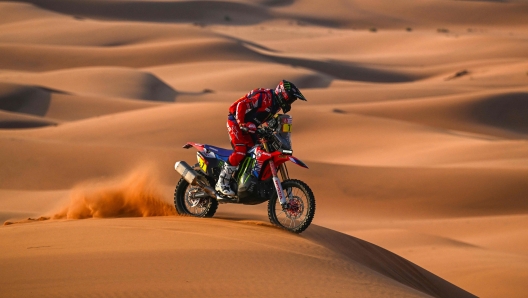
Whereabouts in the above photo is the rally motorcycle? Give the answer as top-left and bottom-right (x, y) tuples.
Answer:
(174, 114), (315, 233)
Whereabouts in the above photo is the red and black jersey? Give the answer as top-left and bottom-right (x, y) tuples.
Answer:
(228, 88), (280, 127)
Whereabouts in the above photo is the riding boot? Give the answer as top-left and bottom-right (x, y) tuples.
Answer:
(215, 162), (237, 197)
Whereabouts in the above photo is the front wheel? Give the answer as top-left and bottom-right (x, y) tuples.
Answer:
(174, 175), (218, 218)
(268, 179), (315, 233)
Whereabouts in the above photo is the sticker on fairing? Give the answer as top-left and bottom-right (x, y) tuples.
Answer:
(282, 123), (292, 132)
(198, 155), (207, 172)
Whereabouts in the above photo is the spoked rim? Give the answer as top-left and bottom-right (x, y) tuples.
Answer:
(274, 185), (310, 230)
(184, 186), (211, 216)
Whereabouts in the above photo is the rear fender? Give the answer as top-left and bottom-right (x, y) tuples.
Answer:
(183, 142), (227, 177)
(183, 142), (205, 151)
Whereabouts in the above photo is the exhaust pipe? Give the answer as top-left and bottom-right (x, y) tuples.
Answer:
(174, 161), (218, 199)
(174, 161), (199, 185)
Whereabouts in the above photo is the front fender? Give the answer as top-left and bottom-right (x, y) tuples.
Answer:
(288, 156), (309, 169)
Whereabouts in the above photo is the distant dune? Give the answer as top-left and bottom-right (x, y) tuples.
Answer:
(1, 0), (527, 297)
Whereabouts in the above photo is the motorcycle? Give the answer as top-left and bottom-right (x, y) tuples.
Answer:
(173, 114), (315, 233)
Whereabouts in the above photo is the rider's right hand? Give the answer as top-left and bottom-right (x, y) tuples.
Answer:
(240, 123), (256, 134)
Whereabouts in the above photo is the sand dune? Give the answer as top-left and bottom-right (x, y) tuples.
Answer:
(0, 67), (178, 101)
(277, 0), (528, 29)
(251, 47), (420, 82)
(0, 2), (60, 25)
(146, 61), (334, 92)
(304, 225), (475, 298)
(12, 0), (273, 25)
(345, 91), (528, 138)
(44, 93), (162, 121)
(0, 217), (476, 298)
(1, 0), (528, 297)
(0, 109), (58, 128)
(8, 0), (528, 28)
(330, 215), (528, 298)
(0, 82), (52, 116)
(0, 38), (268, 71)
(294, 162), (528, 218)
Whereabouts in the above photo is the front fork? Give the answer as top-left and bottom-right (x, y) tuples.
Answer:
(264, 143), (290, 207)
(269, 160), (288, 206)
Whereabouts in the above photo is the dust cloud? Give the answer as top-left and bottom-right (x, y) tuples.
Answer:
(52, 166), (176, 219)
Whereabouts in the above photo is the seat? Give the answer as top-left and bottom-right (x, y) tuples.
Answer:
(204, 145), (233, 161)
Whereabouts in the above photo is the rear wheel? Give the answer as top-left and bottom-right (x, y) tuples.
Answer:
(268, 179), (315, 233)
(174, 174), (218, 218)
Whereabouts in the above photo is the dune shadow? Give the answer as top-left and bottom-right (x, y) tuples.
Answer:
(0, 83), (52, 117)
(245, 46), (417, 83)
(259, 0), (295, 7)
(303, 225), (477, 298)
(267, 56), (417, 83)
(12, 0), (344, 27)
(0, 118), (56, 129)
(471, 92), (528, 135)
(0, 83), (60, 129)
(13, 0), (273, 25)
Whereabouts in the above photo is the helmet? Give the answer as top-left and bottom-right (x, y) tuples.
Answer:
(274, 80), (306, 113)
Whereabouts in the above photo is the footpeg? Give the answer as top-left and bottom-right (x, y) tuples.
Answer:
(216, 193), (238, 204)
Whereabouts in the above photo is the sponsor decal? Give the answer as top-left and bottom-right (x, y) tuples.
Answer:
(198, 157), (207, 172)
(282, 123), (292, 132)
(272, 177), (285, 203)
(202, 149), (215, 158)
(255, 150), (271, 159)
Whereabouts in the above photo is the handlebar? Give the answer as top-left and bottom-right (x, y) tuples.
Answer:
(256, 126), (274, 138)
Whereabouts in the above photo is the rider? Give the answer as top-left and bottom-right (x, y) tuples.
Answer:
(215, 80), (307, 196)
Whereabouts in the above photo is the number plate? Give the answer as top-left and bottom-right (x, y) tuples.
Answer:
(197, 155), (207, 172)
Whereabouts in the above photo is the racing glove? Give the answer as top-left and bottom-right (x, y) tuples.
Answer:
(240, 122), (256, 134)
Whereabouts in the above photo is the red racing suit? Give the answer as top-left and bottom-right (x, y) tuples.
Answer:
(227, 88), (281, 166)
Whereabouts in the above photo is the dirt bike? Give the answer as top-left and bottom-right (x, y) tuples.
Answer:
(174, 114), (315, 233)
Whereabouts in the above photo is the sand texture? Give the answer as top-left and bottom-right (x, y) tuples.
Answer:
(1, 0), (528, 297)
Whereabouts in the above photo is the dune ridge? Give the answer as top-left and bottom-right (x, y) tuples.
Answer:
(13, 0), (273, 24)
(304, 226), (476, 298)
(345, 91), (528, 139)
(0, 39), (268, 71)
(7, 0), (528, 28)
(0, 216), (476, 298)
(0, 110), (58, 128)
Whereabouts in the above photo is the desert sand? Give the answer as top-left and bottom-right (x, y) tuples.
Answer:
(1, 0), (527, 297)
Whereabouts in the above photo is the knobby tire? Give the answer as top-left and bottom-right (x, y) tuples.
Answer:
(174, 174), (218, 218)
(267, 179), (315, 233)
